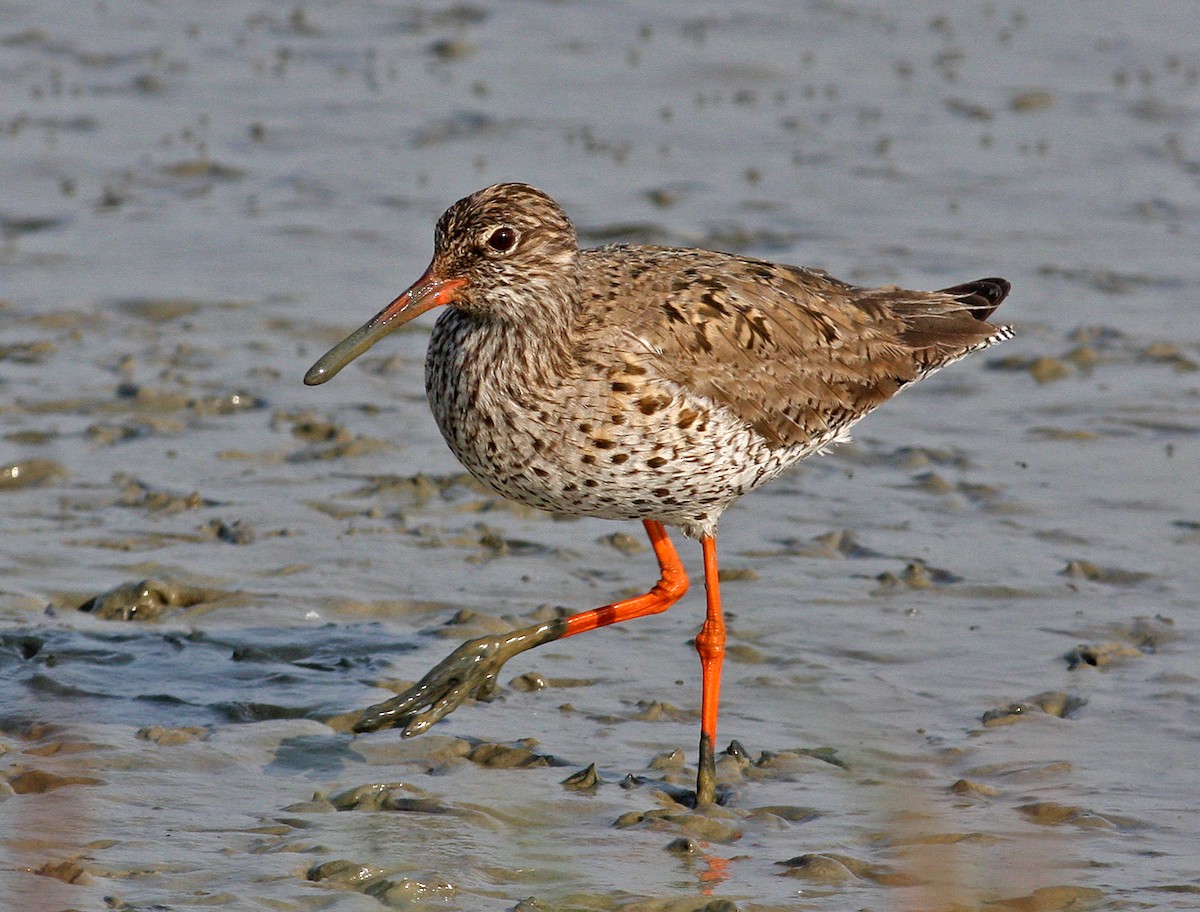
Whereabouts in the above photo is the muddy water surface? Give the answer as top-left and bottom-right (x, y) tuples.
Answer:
(2, 2), (1199, 910)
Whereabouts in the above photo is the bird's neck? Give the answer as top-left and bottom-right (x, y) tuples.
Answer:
(434, 284), (581, 385)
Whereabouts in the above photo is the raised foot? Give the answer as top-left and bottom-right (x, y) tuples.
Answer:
(352, 617), (569, 736)
(353, 634), (509, 736)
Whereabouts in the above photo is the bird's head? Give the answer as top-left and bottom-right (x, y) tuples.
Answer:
(304, 182), (579, 386)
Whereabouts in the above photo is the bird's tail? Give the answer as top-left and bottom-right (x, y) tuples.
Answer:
(936, 277), (1011, 323)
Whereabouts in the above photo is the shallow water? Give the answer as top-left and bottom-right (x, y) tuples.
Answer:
(2, 1), (1199, 909)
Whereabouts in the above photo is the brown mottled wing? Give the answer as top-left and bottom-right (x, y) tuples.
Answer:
(585, 248), (1010, 449)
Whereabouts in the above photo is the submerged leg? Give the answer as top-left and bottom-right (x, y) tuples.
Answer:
(693, 533), (726, 806)
(354, 520), (689, 735)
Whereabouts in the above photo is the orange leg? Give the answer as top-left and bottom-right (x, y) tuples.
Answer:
(354, 519), (690, 737)
(694, 533), (725, 806)
(559, 519), (689, 638)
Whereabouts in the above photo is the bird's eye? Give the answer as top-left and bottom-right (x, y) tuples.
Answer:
(485, 226), (518, 253)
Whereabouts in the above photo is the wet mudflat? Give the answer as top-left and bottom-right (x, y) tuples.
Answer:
(2, 1), (1199, 909)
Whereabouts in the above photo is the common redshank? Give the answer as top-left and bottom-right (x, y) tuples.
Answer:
(305, 182), (1011, 806)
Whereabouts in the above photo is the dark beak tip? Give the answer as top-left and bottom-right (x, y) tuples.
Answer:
(303, 364), (330, 386)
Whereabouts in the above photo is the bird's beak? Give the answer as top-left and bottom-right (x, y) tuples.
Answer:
(304, 266), (466, 385)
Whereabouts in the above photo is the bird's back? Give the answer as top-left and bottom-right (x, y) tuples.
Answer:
(576, 246), (1011, 451)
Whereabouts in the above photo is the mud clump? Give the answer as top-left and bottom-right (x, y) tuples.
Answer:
(78, 578), (229, 621)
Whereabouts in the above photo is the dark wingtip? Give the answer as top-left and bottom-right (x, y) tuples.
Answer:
(938, 277), (1011, 321)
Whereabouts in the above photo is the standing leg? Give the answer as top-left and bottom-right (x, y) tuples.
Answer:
(694, 533), (726, 806)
